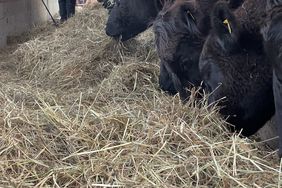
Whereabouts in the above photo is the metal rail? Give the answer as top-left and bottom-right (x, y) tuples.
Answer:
(41, 0), (58, 27)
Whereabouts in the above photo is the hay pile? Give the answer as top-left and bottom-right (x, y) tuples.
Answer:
(0, 4), (281, 187)
(14, 7), (155, 91)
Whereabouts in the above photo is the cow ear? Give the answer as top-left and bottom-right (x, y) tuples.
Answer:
(182, 4), (202, 35)
(211, 2), (239, 52)
(212, 2), (237, 36)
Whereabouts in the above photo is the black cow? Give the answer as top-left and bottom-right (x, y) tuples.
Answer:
(153, 0), (243, 99)
(261, 0), (282, 157)
(199, 2), (275, 136)
(153, 0), (222, 101)
(105, 0), (164, 41)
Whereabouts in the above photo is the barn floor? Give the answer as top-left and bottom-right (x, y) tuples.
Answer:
(0, 4), (281, 187)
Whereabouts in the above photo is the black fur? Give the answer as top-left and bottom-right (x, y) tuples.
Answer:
(261, 0), (282, 157)
(105, 0), (164, 41)
(153, 0), (216, 101)
(200, 2), (275, 136)
(159, 62), (177, 95)
(154, 0), (235, 99)
(228, 0), (245, 9)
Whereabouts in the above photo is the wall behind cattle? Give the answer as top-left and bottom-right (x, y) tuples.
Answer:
(0, 0), (58, 48)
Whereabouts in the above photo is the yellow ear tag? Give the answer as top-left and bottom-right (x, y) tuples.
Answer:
(223, 19), (232, 34)
(187, 11), (195, 21)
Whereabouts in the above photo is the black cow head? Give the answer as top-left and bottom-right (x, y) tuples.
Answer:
(105, 0), (163, 41)
(200, 2), (275, 137)
(154, 0), (206, 61)
(153, 0), (208, 99)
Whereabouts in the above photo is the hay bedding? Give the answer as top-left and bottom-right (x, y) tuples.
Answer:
(0, 4), (281, 187)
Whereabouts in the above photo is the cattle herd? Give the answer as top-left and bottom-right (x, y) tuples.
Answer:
(96, 0), (282, 158)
